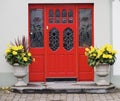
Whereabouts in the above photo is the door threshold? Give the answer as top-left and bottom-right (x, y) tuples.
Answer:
(46, 78), (77, 82)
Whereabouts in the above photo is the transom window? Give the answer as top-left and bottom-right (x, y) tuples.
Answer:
(48, 9), (73, 24)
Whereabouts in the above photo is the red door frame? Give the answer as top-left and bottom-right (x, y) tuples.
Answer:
(28, 4), (94, 82)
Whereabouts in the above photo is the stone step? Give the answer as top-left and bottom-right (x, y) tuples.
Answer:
(11, 82), (115, 94)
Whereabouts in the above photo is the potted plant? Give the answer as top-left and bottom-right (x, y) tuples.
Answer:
(85, 44), (117, 85)
(5, 36), (34, 86)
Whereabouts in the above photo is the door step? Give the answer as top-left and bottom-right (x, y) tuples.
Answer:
(11, 82), (115, 94)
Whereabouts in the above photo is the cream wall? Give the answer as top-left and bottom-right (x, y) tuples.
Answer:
(0, 0), (112, 86)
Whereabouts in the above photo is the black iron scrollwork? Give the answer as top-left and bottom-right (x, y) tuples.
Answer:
(63, 28), (73, 50)
(49, 28), (59, 51)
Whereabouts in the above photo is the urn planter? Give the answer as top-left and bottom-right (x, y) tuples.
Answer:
(13, 65), (27, 86)
(95, 64), (110, 86)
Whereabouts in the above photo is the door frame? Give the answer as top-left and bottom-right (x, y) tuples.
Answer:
(28, 4), (94, 82)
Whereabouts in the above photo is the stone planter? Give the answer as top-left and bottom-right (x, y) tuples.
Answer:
(13, 65), (27, 86)
(95, 63), (110, 86)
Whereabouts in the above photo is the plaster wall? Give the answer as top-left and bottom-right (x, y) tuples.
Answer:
(0, 0), (113, 87)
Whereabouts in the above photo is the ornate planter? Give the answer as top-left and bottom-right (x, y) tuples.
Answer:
(95, 63), (110, 86)
(13, 65), (27, 86)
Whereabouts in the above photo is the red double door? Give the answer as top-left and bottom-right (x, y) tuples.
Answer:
(29, 4), (94, 82)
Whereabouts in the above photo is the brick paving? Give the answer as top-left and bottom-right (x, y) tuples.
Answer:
(1, 90), (120, 101)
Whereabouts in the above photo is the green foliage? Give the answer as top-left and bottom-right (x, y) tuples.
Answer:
(5, 36), (35, 66)
(85, 44), (117, 68)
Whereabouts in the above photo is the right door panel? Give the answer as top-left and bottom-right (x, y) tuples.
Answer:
(77, 4), (94, 81)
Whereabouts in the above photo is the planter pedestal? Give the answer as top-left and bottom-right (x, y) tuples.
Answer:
(95, 64), (110, 86)
(14, 65), (27, 87)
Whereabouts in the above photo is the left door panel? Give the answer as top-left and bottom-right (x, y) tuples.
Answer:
(29, 5), (45, 82)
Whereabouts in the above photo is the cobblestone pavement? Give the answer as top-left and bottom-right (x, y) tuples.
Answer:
(1, 90), (120, 101)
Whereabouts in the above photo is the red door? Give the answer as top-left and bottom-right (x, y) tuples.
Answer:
(29, 4), (94, 82)
(46, 5), (77, 79)
(77, 5), (94, 81)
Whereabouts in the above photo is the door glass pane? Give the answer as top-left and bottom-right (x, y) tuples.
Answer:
(63, 28), (73, 50)
(68, 9), (73, 23)
(62, 9), (67, 23)
(55, 9), (60, 23)
(79, 9), (92, 47)
(30, 9), (44, 47)
(49, 9), (54, 23)
(49, 28), (59, 51)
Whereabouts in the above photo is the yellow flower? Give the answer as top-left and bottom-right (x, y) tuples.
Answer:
(5, 49), (11, 53)
(93, 53), (96, 56)
(108, 55), (112, 59)
(96, 50), (102, 58)
(12, 51), (17, 55)
(23, 57), (27, 62)
(12, 46), (18, 51)
(18, 45), (23, 50)
(103, 54), (107, 58)
(28, 52), (31, 56)
(85, 48), (89, 52)
(112, 50), (117, 54)
(22, 53), (25, 57)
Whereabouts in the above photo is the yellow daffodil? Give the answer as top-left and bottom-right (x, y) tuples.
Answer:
(23, 57), (27, 62)
(28, 52), (31, 56)
(12, 51), (17, 55)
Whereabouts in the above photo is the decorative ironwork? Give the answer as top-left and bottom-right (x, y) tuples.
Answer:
(30, 9), (44, 47)
(49, 28), (59, 51)
(79, 9), (92, 47)
(63, 28), (73, 50)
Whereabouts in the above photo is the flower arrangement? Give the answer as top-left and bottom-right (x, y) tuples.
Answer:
(5, 36), (34, 66)
(85, 44), (117, 67)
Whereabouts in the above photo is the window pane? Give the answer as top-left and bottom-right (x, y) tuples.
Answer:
(62, 9), (67, 23)
(79, 9), (92, 47)
(68, 9), (73, 23)
(55, 9), (60, 23)
(30, 9), (44, 48)
(49, 9), (54, 23)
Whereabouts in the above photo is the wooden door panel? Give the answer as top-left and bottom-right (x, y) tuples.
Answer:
(29, 5), (45, 82)
(78, 55), (94, 81)
(77, 4), (94, 81)
(46, 5), (77, 78)
(29, 55), (44, 81)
